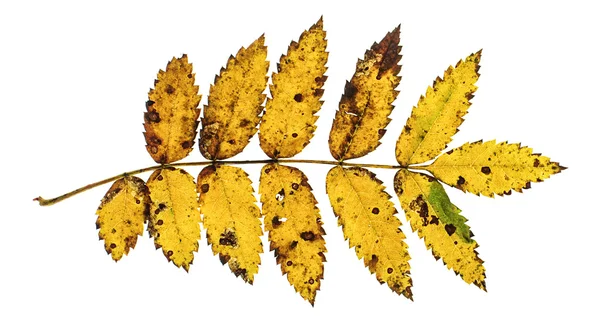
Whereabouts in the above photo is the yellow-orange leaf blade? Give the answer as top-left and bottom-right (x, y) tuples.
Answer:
(394, 169), (486, 290)
(259, 18), (328, 159)
(147, 168), (201, 271)
(199, 36), (269, 160)
(424, 140), (565, 197)
(328, 26), (401, 160)
(259, 164), (326, 305)
(96, 176), (149, 261)
(326, 166), (412, 299)
(144, 55), (201, 164)
(396, 51), (481, 166)
(198, 165), (263, 283)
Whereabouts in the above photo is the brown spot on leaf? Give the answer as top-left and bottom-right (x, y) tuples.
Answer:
(308, 278), (315, 285)
(481, 166), (491, 174)
(150, 146), (158, 154)
(291, 133), (298, 138)
(157, 219), (163, 226)
(286, 260), (293, 266)
(524, 181), (531, 189)
(372, 207), (380, 214)
(146, 111), (161, 123)
(291, 183), (299, 190)
(533, 158), (540, 167)
(228, 139), (236, 145)
(430, 215), (439, 225)
(167, 250), (174, 257)
(294, 93), (303, 102)
(387, 267), (393, 274)
(219, 230), (238, 247)
(239, 119), (251, 127)
(369, 254), (378, 267)
(290, 240), (298, 249)
(301, 231), (315, 241)
(110, 243), (116, 249)
(157, 175), (163, 181)
(445, 224), (456, 236)
(166, 84), (175, 94)
(457, 176), (465, 185)
(219, 254), (230, 264)
(272, 216), (281, 227)
(181, 140), (192, 149)
(200, 183), (210, 193)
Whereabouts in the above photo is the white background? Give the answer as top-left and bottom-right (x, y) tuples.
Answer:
(1, 0), (597, 327)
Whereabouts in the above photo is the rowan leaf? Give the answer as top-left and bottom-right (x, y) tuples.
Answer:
(96, 176), (150, 261)
(144, 55), (201, 164)
(326, 166), (412, 299)
(259, 18), (328, 159)
(147, 168), (201, 271)
(394, 169), (486, 290)
(396, 51), (481, 166)
(424, 140), (565, 197)
(328, 26), (402, 160)
(199, 36), (269, 160)
(198, 165), (263, 283)
(259, 164), (326, 305)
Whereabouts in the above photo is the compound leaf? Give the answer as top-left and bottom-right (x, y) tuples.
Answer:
(259, 18), (328, 159)
(394, 169), (486, 290)
(144, 55), (201, 164)
(396, 51), (481, 166)
(424, 140), (565, 197)
(198, 165), (263, 283)
(259, 164), (326, 305)
(328, 26), (402, 160)
(147, 168), (201, 271)
(326, 166), (412, 299)
(96, 176), (150, 261)
(199, 36), (269, 160)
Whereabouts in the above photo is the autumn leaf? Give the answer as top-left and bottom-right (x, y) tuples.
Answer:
(326, 166), (412, 299)
(394, 169), (486, 290)
(96, 176), (150, 261)
(144, 55), (201, 164)
(259, 18), (328, 159)
(328, 26), (402, 160)
(259, 164), (326, 305)
(199, 36), (269, 160)
(35, 22), (568, 305)
(423, 140), (565, 197)
(198, 165), (263, 283)
(395, 51), (481, 166)
(147, 168), (201, 271)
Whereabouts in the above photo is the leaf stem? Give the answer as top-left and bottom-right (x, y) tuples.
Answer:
(34, 159), (404, 206)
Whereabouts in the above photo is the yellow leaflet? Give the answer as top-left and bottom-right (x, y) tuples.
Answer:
(96, 176), (149, 261)
(396, 51), (481, 166)
(259, 18), (328, 159)
(147, 168), (201, 271)
(259, 164), (326, 305)
(424, 140), (565, 197)
(326, 166), (412, 299)
(144, 55), (201, 164)
(199, 36), (269, 160)
(328, 26), (401, 160)
(394, 169), (486, 290)
(198, 165), (263, 283)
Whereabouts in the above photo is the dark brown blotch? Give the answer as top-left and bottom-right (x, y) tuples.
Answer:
(219, 254), (231, 265)
(445, 224), (456, 236)
(166, 84), (175, 94)
(457, 176), (466, 186)
(372, 207), (380, 215)
(294, 93), (304, 102)
(291, 183), (299, 190)
(301, 231), (315, 241)
(291, 133), (298, 138)
(219, 230), (238, 247)
(181, 140), (192, 149)
(481, 166), (491, 175)
(200, 183), (210, 193)
(290, 240), (298, 249)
